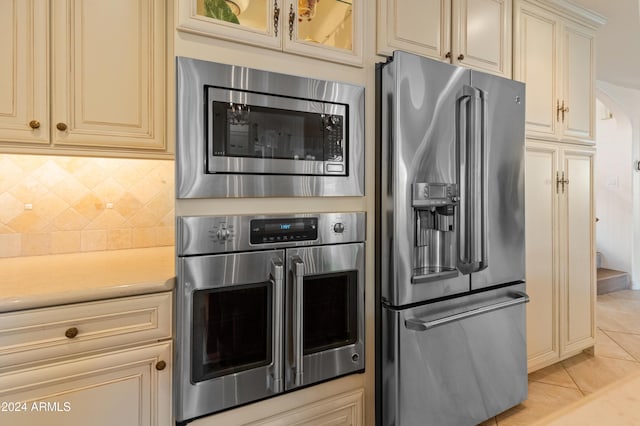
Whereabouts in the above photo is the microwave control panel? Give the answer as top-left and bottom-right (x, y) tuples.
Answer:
(325, 114), (344, 161)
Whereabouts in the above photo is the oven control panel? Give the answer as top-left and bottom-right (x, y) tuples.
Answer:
(176, 212), (365, 256)
(250, 218), (318, 244)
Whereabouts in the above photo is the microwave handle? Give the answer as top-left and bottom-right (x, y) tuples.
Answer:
(292, 256), (305, 387)
(270, 257), (284, 393)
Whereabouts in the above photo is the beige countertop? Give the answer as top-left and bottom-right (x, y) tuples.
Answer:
(534, 370), (640, 425)
(0, 247), (175, 313)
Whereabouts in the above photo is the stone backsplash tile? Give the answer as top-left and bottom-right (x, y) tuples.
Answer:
(0, 154), (174, 258)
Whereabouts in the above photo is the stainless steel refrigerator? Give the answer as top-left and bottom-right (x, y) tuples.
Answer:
(376, 51), (529, 426)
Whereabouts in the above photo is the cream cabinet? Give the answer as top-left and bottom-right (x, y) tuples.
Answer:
(0, 0), (168, 158)
(190, 388), (364, 426)
(0, 0), (49, 146)
(525, 141), (596, 372)
(176, 0), (363, 66)
(513, 0), (604, 144)
(377, 0), (512, 77)
(0, 343), (171, 426)
(0, 292), (173, 425)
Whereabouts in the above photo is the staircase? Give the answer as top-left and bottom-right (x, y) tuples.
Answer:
(597, 268), (630, 294)
(596, 252), (630, 295)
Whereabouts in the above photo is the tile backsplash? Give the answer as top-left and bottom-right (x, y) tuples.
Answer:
(0, 154), (174, 258)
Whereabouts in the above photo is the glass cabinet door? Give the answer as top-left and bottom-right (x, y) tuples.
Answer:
(284, 0), (363, 65)
(295, 0), (353, 51)
(195, 0), (270, 32)
(178, 0), (282, 49)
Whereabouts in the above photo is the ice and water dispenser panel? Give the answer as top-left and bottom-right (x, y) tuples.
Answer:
(412, 183), (459, 283)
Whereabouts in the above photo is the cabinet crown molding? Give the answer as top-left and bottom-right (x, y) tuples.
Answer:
(520, 0), (606, 28)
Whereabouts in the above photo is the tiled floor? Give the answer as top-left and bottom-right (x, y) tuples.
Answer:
(480, 289), (640, 425)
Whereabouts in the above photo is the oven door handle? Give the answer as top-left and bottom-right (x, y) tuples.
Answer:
(271, 257), (284, 393)
(292, 256), (305, 387)
(404, 291), (530, 331)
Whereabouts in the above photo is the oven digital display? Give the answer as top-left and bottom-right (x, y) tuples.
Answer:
(250, 218), (318, 244)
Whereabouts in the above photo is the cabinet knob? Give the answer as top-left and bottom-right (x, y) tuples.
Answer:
(445, 52), (452, 59)
(458, 54), (465, 60)
(56, 122), (68, 131)
(155, 360), (167, 371)
(29, 120), (41, 129)
(65, 327), (79, 339)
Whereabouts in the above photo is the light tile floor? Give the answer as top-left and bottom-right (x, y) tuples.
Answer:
(480, 289), (640, 425)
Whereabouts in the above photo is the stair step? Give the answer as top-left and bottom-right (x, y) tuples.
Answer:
(597, 268), (630, 295)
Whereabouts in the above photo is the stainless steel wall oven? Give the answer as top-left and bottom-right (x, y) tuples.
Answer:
(175, 213), (366, 423)
(176, 57), (365, 198)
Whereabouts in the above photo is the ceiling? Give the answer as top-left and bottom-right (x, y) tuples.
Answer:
(570, 0), (640, 89)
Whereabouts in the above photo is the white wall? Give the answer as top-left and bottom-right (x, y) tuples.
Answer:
(597, 81), (640, 288)
(594, 98), (632, 273)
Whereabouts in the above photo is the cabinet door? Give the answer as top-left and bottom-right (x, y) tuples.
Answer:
(561, 22), (595, 143)
(177, 0), (281, 50)
(51, 0), (166, 151)
(0, 342), (171, 426)
(284, 0), (363, 66)
(451, 0), (512, 77)
(0, 0), (48, 146)
(561, 149), (595, 353)
(514, 3), (559, 140)
(377, 0), (451, 61)
(525, 142), (560, 372)
(245, 388), (364, 425)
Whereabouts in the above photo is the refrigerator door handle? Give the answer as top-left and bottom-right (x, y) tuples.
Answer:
(457, 85), (488, 274)
(456, 90), (471, 271)
(270, 258), (284, 393)
(479, 86), (489, 272)
(404, 291), (530, 331)
(292, 256), (305, 387)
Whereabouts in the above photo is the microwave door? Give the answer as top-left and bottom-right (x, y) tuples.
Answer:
(206, 87), (347, 176)
(284, 243), (365, 391)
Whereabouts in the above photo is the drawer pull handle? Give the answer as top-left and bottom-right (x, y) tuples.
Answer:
(56, 122), (68, 131)
(65, 327), (79, 339)
(155, 360), (167, 371)
(29, 120), (41, 129)
(405, 291), (530, 331)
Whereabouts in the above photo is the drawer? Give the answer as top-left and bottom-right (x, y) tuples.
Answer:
(247, 388), (364, 426)
(0, 292), (171, 369)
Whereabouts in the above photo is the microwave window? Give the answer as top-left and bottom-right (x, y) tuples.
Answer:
(211, 102), (343, 162)
(303, 271), (358, 355)
(191, 282), (272, 383)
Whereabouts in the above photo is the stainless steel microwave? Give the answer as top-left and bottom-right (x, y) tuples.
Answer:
(176, 57), (365, 198)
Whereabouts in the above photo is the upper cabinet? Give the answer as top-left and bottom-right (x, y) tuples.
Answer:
(377, 0), (512, 78)
(0, 0), (49, 147)
(0, 0), (168, 158)
(513, 0), (604, 144)
(177, 0), (363, 66)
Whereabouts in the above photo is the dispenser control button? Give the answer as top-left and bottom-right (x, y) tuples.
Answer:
(333, 223), (345, 233)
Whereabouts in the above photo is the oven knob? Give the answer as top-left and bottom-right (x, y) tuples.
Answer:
(333, 223), (345, 234)
(217, 228), (231, 241)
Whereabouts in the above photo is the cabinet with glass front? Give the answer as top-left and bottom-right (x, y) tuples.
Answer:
(177, 0), (363, 66)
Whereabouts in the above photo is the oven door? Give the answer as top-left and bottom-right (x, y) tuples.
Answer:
(175, 250), (284, 422)
(284, 243), (365, 391)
